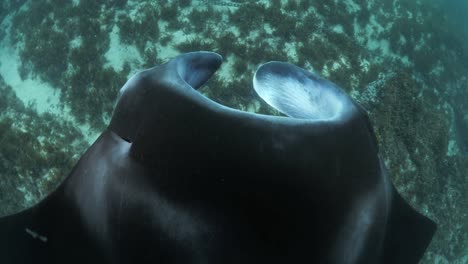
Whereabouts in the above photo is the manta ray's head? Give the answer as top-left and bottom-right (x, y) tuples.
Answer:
(108, 51), (376, 155)
(108, 51), (223, 143)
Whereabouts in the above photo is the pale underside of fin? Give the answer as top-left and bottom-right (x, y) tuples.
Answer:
(253, 61), (347, 120)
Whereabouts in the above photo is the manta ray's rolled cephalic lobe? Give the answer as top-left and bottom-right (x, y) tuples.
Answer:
(253, 61), (353, 120)
(0, 52), (435, 264)
(109, 51), (223, 142)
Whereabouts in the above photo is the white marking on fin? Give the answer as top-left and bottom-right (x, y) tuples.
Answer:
(25, 228), (48, 243)
(253, 62), (346, 120)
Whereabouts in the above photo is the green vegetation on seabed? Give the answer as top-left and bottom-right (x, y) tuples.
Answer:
(0, 75), (87, 213)
(0, 0), (467, 262)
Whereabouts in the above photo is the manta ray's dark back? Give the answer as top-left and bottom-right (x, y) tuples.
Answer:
(0, 52), (436, 264)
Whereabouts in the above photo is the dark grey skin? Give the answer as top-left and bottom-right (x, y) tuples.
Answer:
(0, 52), (435, 264)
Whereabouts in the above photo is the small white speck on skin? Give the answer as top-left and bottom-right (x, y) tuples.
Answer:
(25, 228), (48, 243)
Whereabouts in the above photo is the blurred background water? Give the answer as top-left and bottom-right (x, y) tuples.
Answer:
(0, 0), (466, 263)
(436, 0), (468, 39)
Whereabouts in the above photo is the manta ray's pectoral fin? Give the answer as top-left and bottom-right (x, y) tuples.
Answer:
(253, 61), (437, 263)
(0, 187), (104, 264)
(0, 206), (48, 263)
(382, 185), (437, 264)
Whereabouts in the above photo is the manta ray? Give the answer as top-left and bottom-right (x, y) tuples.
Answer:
(0, 52), (435, 264)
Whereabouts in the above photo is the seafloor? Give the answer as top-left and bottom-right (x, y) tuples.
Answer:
(0, 0), (467, 263)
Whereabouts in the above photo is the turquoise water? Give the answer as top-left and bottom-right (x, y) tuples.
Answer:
(0, 0), (466, 263)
